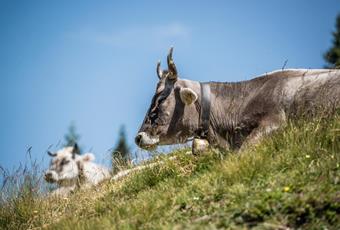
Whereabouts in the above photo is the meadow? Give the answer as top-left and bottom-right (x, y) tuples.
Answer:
(1, 112), (339, 229)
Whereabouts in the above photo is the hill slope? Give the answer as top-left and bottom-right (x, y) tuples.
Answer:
(1, 114), (340, 229)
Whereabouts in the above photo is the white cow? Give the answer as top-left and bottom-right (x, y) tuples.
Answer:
(44, 144), (111, 196)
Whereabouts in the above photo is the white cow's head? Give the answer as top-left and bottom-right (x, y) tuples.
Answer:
(44, 143), (95, 185)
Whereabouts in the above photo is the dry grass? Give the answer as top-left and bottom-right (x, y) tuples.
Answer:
(1, 113), (340, 229)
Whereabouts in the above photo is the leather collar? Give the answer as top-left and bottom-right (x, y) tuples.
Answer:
(196, 82), (211, 139)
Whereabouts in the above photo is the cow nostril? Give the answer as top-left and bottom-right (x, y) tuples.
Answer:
(45, 172), (52, 178)
(135, 134), (142, 145)
(44, 171), (56, 183)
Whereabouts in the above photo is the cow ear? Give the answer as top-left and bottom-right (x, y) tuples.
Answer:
(81, 153), (95, 162)
(180, 87), (198, 105)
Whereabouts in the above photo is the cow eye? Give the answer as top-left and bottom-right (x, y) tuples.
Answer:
(61, 159), (70, 165)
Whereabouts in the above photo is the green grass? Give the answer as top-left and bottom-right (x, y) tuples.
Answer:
(1, 113), (339, 229)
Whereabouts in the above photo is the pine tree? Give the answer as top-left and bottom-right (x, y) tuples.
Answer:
(112, 125), (130, 173)
(64, 122), (81, 151)
(324, 14), (340, 68)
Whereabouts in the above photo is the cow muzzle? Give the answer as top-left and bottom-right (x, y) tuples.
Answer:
(135, 132), (160, 149)
(44, 170), (58, 183)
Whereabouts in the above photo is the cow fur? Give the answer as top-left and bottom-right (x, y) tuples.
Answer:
(135, 49), (340, 152)
(45, 146), (111, 196)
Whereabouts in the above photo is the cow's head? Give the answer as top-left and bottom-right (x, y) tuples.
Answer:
(44, 143), (95, 185)
(135, 48), (201, 149)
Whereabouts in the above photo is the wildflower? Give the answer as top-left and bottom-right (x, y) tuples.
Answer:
(283, 186), (290, 192)
(305, 155), (311, 159)
(193, 196), (199, 201)
(33, 210), (38, 214)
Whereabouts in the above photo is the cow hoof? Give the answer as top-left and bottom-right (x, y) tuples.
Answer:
(192, 138), (210, 155)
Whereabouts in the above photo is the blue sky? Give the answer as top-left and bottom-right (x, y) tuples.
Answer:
(1, 0), (339, 170)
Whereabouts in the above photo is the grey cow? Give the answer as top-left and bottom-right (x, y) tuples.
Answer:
(135, 48), (340, 153)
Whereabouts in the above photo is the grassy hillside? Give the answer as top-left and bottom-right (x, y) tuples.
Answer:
(1, 113), (339, 229)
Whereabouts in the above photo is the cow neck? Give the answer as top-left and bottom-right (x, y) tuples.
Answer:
(58, 178), (77, 187)
(196, 82), (211, 139)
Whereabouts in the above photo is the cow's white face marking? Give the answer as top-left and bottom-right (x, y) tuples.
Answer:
(134, 132), (160, 149)
(45, 147), (95, 185)
(180, 87), (198, 105)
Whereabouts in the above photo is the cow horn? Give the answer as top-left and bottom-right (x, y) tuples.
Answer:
(156, 60), (163, 79)
(72, 143), (80, 155)
(167, 47), (178, 80)
(47, 151), (57, 157)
